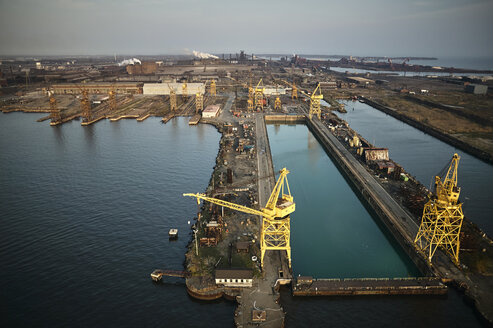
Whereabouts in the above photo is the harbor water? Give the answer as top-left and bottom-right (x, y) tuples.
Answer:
(0, 113), (485, 327)
(267, 123), (484, 327)
(0, 114), (234, 327)
(336, 100), (493, 237)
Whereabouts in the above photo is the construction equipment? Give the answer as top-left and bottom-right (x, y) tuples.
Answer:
(49, 91), (61, 125)
(80, 89), (91, 122)
(168, 83), (177, 111)
(248, 86), (254, 111)
(108, 86), (117, 112)
(309, 83), (323, 120)
(184, 168), (295, 269)
(182, 82), (188, 100)
(254, 78), (265, 111)
(195, 92), (203, 114)
(292, 83), (298, 100)
(414, 153), (464, 265)
(210, 79), (216, 97)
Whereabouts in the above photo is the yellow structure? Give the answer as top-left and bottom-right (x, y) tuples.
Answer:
(414, 153), (464, 265)
(210, 79), (216, 97)
(168, 83), (177, 111)
(274, 95), (282, 111)
(184, 168), (295, 269)
(108, 87), (117, 112)
(254, 78), (265, 111)
(309, 83), (323, 120)
(80, 89), (91, 122)
(195, 92), (203, 114)
(248, 87), (254, 111)
(49, 93), (61, 125)
(292, 83), (298, 100)
(182, 82), (188, 100)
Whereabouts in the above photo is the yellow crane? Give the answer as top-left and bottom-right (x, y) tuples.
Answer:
(182, 82), (188, 100)
(108, 86), (117, 112)
(80, 88), (91, 122)
(195, 92), (203, 114)
(254, 78), (265, 111)
(48, 91), (61, 125)
(248, 86), (254, 111)
(291, 83), (298, 100)
(274, 95), (282, 111)
(309, 83), (323, 120)
(168, 83), (177, 111)
(184, 168), (295, 269)
(210, 79), (216, 97)
(414, 153), (464, 265)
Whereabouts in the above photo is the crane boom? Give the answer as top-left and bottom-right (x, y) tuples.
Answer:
(183, 193), (265, 218)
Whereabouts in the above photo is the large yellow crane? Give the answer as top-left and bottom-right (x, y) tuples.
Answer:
(414, 153), (464, 265)
(195, 92), (203, 114)
(80, 89), (91, 122)
(168, 83), (177, 111)
(248, 86), (254, 111)
(182, 82), (188, 100)
(210, 79), (216, 97)
(108, 86), (117, 112)
(254, 78), (265, 111)
(184, 168), (295, 269)
(309, 83), (323, 120)
(49, 91), (61, 126)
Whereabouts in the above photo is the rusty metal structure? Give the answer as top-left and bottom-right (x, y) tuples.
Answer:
(210, 79), (216, 97)
(414, 153), (464, 265)
(80, 89), (91, 121)
(195, 92), (203, 114)
(49, 93), (61, 125)
(108, 87), (117, 112)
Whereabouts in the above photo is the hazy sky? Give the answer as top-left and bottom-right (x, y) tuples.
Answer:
(1, 0), (492, 57)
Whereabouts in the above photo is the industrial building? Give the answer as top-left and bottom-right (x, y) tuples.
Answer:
(143, 83), (205, 95)
(202, 105), (221, 118)
(51, 82), (143, 95)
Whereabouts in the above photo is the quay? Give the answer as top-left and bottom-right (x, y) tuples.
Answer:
(293, 277), (447, 296)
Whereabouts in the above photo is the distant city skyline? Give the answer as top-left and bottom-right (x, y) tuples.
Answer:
(1, 0), (492, 58)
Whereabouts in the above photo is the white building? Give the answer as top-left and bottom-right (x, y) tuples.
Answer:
(202, 105), (221, 118)
(215, 269), (253, 288)
(143, 83), (205, 95)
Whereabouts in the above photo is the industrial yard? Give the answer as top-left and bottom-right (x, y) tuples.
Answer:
(2, 54), (493, 327)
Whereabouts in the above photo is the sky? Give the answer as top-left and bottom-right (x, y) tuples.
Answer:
(0, 0), (492, 58)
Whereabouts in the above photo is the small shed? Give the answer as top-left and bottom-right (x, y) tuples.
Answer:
(364, 148), (389, 163)
(236, 241), (250, 253)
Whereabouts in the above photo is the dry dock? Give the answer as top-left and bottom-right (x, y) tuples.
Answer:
(293, 277), (447, 296)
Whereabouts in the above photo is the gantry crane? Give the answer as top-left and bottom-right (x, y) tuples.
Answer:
(80, 89), (91, 122)
(168, 83), (177, 111)
(48, 91), (61, 125)
(108, 86), (117, 112)
(309, 83), (323, 120)
(254, 78), (265, 111)
(210, 79), (216, 97)
(291, 83), (298, 100)
(182, 82), (188, 100)
(248, 86), (254, 111)
(184, 168), (295, 269)
(195, 92), (203, 114)
(274, 86), (282, 111)
(414, 153), (464, 265)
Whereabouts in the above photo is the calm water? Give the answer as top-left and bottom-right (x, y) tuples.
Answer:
(267, 124), (418, 278)
(0, 114), (235, 327)
(337, 101), (493, 236)
(0, 113), (485, 327)
(266, 124), (484, 327)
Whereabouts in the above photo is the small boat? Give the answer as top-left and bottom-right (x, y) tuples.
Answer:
(169, 229), (178, 239)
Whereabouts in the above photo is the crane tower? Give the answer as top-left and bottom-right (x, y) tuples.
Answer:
(184, 168), (294, 269)
(414, 153), (464, 265)
(182, 82), (188, 101)
(210, 79), (216, 97)
(254, 78), (265, 111)
(80, 89), (91, 122)
(49, 92), (61, 125)
(195, 92), (203, 114)
(309, 83), (323, 120)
